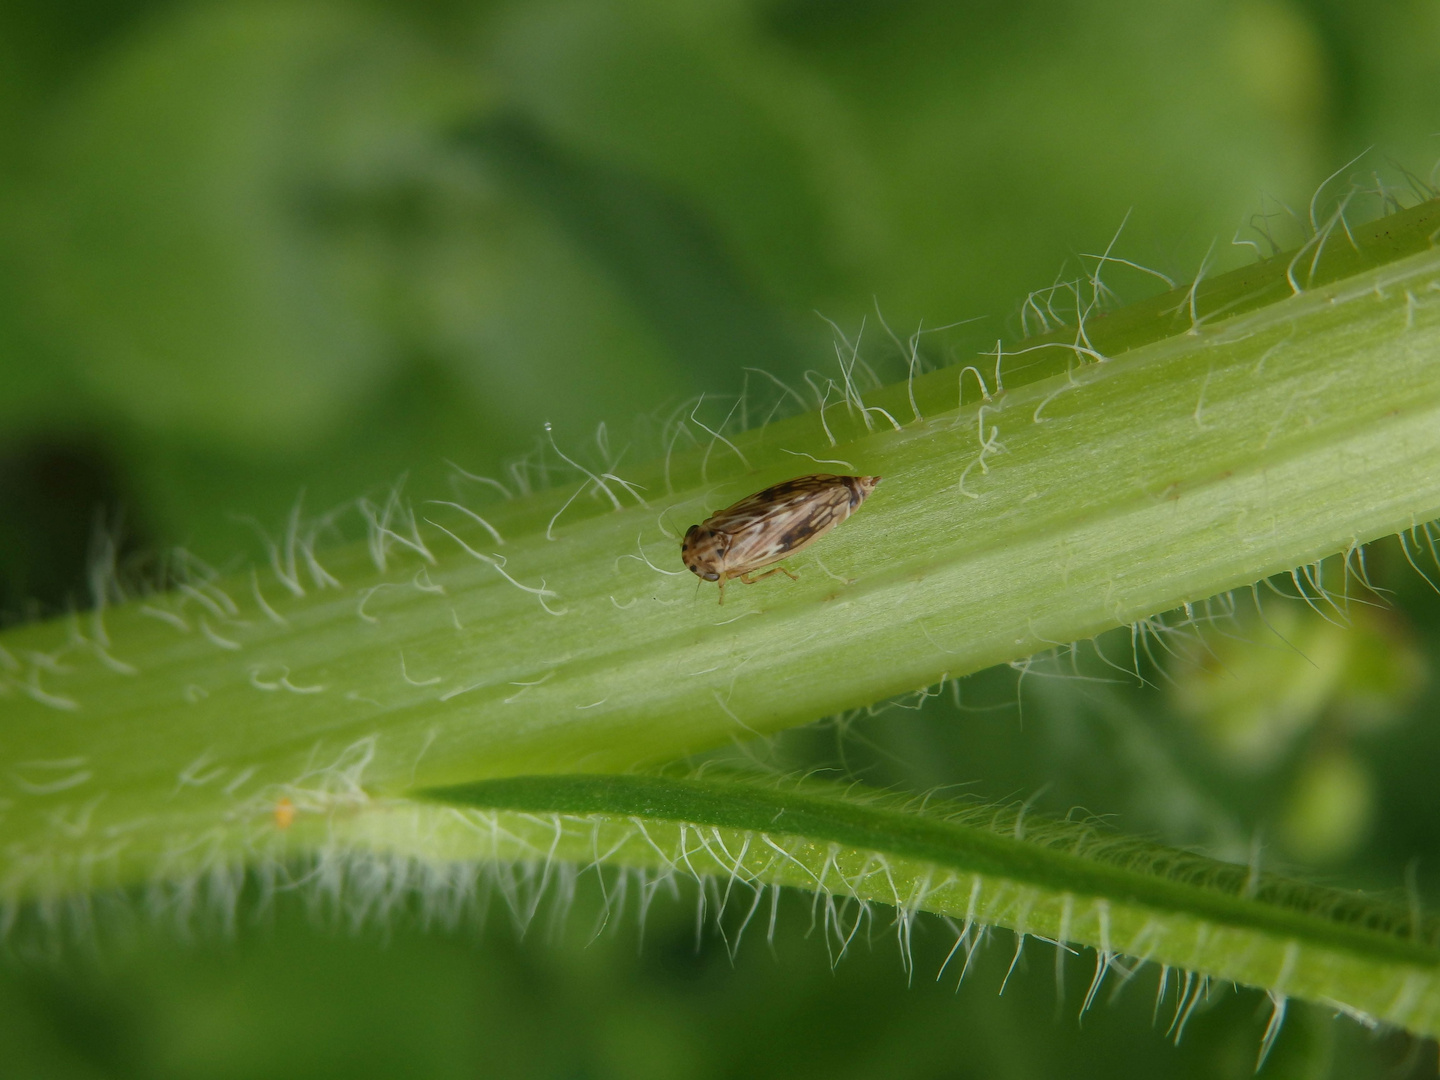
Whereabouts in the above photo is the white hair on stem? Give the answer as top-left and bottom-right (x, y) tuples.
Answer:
(424, 519), (566, 616)
(424, 501), (505, 546)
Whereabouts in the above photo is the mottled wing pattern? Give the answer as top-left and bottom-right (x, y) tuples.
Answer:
(706, 475), (856, 576)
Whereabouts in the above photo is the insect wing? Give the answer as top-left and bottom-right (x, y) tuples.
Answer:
(708, 476), (854, 574)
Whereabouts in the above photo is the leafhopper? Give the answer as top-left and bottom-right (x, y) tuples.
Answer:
(680, 474), (881, 603)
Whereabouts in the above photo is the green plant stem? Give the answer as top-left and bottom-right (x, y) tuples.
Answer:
(2, 204), (1439, 922)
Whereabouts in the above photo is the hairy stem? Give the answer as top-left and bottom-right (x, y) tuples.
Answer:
(1, 201), (1439, 919)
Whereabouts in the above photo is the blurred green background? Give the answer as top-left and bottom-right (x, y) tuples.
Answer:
(3, 0), (1440, 1075)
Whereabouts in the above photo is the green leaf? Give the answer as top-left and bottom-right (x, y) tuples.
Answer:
(390, 772), (1440, 1037)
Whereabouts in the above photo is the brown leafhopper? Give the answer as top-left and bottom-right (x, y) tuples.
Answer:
(681, 474), (881, 603)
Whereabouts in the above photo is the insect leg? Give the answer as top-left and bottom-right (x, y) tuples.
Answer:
(739, 566), (798, 585)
